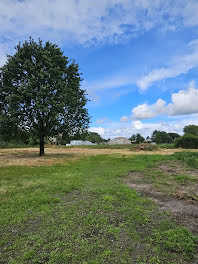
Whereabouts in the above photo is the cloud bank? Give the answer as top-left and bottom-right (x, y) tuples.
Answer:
(136, 39), (198, 90)
(132, 82), (198, 119)
(89, 117), (198, 139)
(1, 0), (198, 47)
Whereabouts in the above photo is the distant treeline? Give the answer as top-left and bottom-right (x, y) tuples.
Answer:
(1, 125), (198, 149)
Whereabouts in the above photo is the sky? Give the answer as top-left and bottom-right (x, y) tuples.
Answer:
(1, 0), (198, 139)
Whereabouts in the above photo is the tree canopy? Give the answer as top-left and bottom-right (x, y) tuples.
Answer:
(0, 38), (90, 155)
(85, 132), (107, 144)
(152, 130), (173, 144)
(129, 133), (144, 143)
(167, 133), (180, 141)
(183, 125), (198, 136)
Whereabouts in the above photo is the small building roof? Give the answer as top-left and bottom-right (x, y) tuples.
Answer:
(145, 138), (152, 142)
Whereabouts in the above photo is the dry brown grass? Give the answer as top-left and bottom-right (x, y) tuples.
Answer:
(1, 146), (198, 167)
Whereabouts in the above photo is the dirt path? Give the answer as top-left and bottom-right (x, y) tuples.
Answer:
(124, 169), (198, 233)
(1, 147), (198, 167)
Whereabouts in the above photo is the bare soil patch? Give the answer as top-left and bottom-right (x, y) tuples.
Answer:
(157, 161), (198, 203)
(1, 147), (198, 167)
(124, 170), (198, 233)
(157, 161), (198, 178)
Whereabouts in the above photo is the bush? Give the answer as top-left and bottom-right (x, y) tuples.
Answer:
(175, 135), (198, 149)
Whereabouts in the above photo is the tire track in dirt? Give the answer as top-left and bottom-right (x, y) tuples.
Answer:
(124, 170), (198, 233)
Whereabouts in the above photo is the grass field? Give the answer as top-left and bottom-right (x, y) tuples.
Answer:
(61, 143), (176, 150)
(0, 142), (176, 150)
(0, 149), (198, 263)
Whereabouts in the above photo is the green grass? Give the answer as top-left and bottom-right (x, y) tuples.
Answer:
(157, 143), (175, 149)
(137, 153), (198, 196)
(174, 151), (198, 168)
(173, 174), (196, 185)
(63, 143), (176, 150)
(62, 144), (135, 149)
(0, 154), (197, 263)
(0, 141), (38, 149)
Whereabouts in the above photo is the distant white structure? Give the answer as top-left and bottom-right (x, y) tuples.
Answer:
(145, 138), (152, 143)
(108, 137), (131, 145)
(66, 140), (97, 146)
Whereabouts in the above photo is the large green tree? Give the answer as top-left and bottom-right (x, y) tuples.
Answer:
(183, 125), (198, 136)
(85, 132), (107, 144)
(129, 133), (144, 143)
(152, 130), (173, 144)
(0, 38), (90, 155)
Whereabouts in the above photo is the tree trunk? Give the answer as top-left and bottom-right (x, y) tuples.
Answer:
(39, 138), (45, 156)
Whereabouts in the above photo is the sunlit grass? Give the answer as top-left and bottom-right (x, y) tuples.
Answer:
(0, 154), (197, 263)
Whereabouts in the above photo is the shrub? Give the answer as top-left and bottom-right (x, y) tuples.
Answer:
(175, 135), (198, 149)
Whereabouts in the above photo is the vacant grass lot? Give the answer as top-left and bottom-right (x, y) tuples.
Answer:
(0, 150), (198, 263)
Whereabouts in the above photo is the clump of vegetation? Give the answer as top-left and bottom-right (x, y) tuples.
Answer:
(174, 174), (192, 185)
(153, 226), (197, 257)
(174, 151), (198, 168)
(175, 125), (198, 149)
(175, 134), (198, 149)
(133, 143), (158, 151)
(84, 131), (108, 144)
(152, 130), (178, 144)
(129, 133), (144, 143)
(183, 125), (198, 136)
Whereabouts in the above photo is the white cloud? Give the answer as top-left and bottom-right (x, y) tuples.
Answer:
(83, 75), (135, 92)
(166, 81), (198, 116)
(132, 82), (198, 120)
(96, 118), (112, 124)
(89, 117), (198, 139)
(89, 127), (105, 136)
(0, 0), (198, 48)
(0, 43), (10, 67)
(132, 120), (144, 130)
(132, 99), (165, 119)
(183, 0), (198, 27)
(136, 39), (198, 90)
(120, 116), (129, 122)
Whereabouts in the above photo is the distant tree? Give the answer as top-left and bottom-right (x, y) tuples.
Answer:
(175, 134), (198, 149)
(129, 133), (144, 143)
(136, 133), (144, 144)
(0, 38), (90, 155)
(183, 125), (198, 136)
(152, 130), (173, 144)
(168, 133), (180, 141)
(85, 132), (107, 144)
(129, 134), (136, 141)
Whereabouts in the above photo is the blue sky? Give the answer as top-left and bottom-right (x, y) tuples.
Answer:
(1, 0), (198, 138)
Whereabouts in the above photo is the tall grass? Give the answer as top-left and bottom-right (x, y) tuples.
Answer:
(174, 151), (198, 168)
